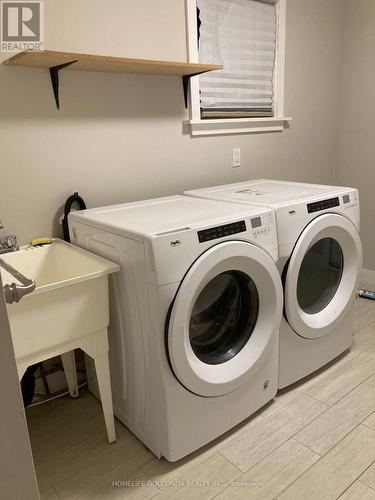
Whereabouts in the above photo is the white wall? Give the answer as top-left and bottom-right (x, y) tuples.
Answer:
(336, 0), (375, 271)
(0, 277), (40, 500)
(0, 0), (345, 245)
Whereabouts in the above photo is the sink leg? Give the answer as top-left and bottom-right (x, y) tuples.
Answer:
(93, 353), (116, 444)
(61, 351), (79, 398)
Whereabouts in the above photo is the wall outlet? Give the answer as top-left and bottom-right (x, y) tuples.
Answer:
(232, 148), (241, 168)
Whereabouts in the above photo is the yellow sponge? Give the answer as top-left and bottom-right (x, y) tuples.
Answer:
(31, 237), (52, 246)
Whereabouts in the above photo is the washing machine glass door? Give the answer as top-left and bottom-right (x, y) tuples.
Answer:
(284, 213), (362, 339)
(167, 240), (283, 397)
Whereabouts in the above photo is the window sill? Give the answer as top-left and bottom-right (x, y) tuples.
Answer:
(188, 117), (292, 136)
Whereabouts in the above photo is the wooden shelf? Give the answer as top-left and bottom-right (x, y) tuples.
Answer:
(4, 50), (222, 76)
(3, 50), (223, 109)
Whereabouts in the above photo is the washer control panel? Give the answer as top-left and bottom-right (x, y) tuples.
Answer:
(252, 213), (273, 239)
(342, 192), (359, 210)
(307, 197), (340, 214)
(198, 220), (246, 243)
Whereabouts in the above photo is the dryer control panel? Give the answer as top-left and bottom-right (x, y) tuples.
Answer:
(307, 197), (340, 214)
(198, 220), (246, 242)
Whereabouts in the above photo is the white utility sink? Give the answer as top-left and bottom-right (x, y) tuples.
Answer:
(0, 238), (120, 443)
(0, 238), (119, 370)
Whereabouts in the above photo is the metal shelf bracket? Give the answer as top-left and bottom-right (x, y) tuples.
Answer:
(49, 60), (78, 109)
(182, 70), (212, 109)
(49, 64), (212, 110)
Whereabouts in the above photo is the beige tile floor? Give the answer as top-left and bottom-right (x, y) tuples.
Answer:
(27, 296), (375, 500)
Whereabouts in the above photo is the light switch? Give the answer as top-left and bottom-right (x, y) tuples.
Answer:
(232, 148), (241, 168)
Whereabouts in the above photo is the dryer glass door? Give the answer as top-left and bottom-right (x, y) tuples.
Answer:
(297, 237), (343, 315)
(284, 213), (362, 339)
(167, 240), (283, 397)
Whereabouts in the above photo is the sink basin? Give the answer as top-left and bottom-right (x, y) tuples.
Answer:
(1, 238), (119, 293)
(0, 239), (119, 365)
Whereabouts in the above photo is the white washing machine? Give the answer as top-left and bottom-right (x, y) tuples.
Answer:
(185, 180), (363, 388)
(69, 195), (283, 461)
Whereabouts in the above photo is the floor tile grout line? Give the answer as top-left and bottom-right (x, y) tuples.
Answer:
(215, 398), (315, 472)
(286, 398), (331, 440)
(294, 408), (375, 458)
(217, 450), (244, 473)
(337, 440), (375, 498)
(195, 414), (267, 458)
(220, 433), (294, 473)
(302, 359), (375, 408)
(355, 452), (375, 487)
(216, 393), (330, 475)
(271, 458), (321, 499)
(209, 480), (234, 500)
(140, 450), (228, 493)
(222, 418), (318, 472)
(297, 391), (331, 407)
(52, 458), (155, 500)
(284, 351), (362, 402)
(352, 306), (375, 332)
(354, 320), (375, 334)
(142, 451), (242, 499)
(142, 399), (327, 498)
(358, 477), (375, 491)
(273, 425), (375, 499)
(292, 434), (324, 457)
(147, 481), (165, 499)
(142, 424), (323, 500)
(28, 405), (123, 468)
(218, 436), (321, 500)
(356, 350), (375, 362)
(353, 324), (375, 337)
(291, 384), (375, 456)
(251, 437), (321, 500)
(335, 476), (360, 499)
(209, 453), (254, 500)
(362, 370), (375, 385)
(292, 410), (375, 460)
(356, 419), (375, 432)
(45, 438), (151, 495)
(353, 320), (375, 337)
(54, 487), (63, 500)
(140, 454), (159, 487)
(36, 421), (135, 452)
(33, 430), (123, 469)
(292, 351), (364, 406)
(268, 439), (335, 499)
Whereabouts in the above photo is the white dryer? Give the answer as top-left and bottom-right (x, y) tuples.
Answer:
(185, 180), (363, 388)
(69, 195), (283, 461)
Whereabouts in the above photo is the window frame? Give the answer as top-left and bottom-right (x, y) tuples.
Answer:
(185, 0), (291, 136)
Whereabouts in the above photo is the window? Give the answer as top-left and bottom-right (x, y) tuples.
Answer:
(186, 0), (290, 136)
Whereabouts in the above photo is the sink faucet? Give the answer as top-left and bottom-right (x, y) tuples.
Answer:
(0, 220), (19, 254)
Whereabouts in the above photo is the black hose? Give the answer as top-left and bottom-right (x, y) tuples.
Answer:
(62, 192), (87, 243)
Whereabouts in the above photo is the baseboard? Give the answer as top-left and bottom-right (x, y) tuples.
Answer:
(359, 268), (375, 288)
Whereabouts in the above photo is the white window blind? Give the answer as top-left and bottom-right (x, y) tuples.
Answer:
(197, 0), (277, 118)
